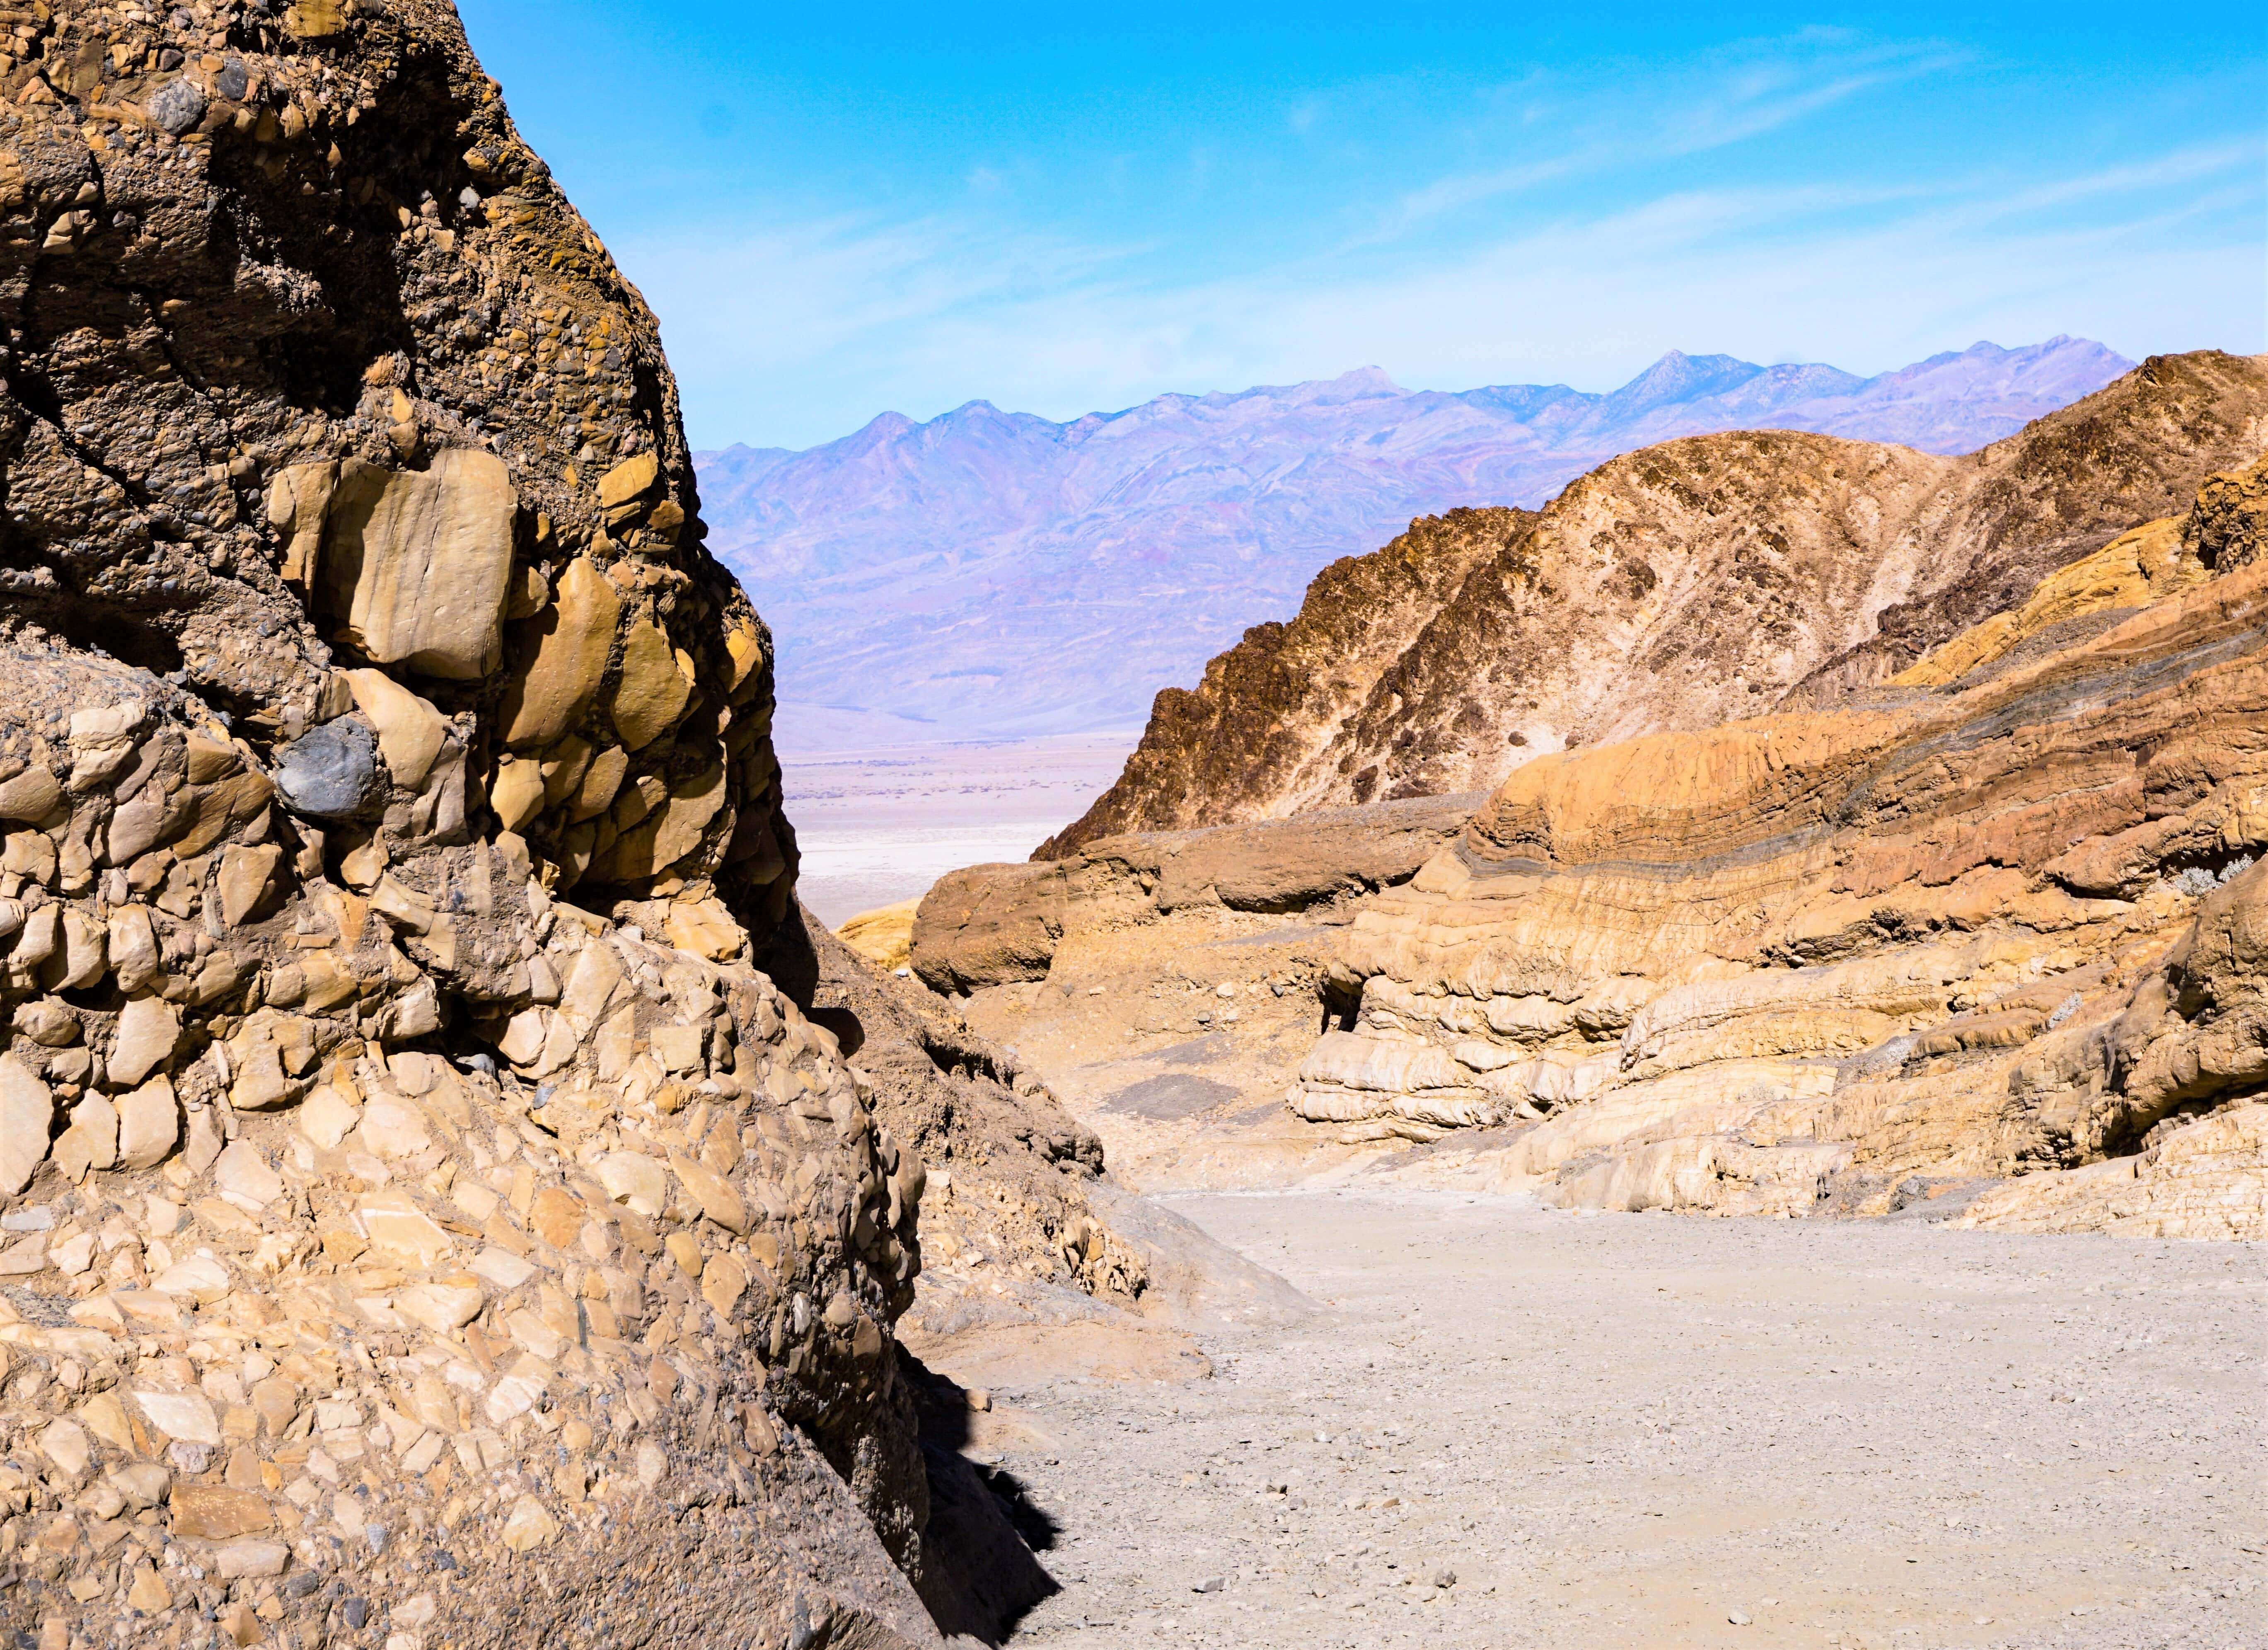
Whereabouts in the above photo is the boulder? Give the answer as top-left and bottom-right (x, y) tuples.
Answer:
(0, 1056), (53, 1195)
(602, 760), (725, 881)
(272, 718), (378, 818)
(266, 460), (338, 588)
(218, 843), (283, 927)
(598, 451), (659, 516)
(0, 763), (61, 821)
(114, 1078), (179, 1170)
(607, 618), (692, 750)
(321, 450), (517, 680)
(108, 996), (181, 1087)
(501, 557), (620, 749)
(491, 756), (547, 831)
(344, 668), (448, 789)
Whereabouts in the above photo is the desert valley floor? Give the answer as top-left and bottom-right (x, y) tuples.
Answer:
(780, 731), (1139, 926)
(916, 1190), (2261, 1650)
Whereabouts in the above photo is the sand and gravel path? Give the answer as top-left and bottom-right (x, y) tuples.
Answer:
(947, 1191), (2261, 1650)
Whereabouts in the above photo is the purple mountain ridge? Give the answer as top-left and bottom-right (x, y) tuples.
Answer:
(696, 336), (2133, 741)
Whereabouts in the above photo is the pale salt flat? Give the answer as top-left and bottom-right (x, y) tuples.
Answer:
(776, 727), (1137, 927)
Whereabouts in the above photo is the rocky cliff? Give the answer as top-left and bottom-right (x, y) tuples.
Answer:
(924, 793), (1478, 995)
(1291, 450), (2268, 1236)
(1050, 352), (2268, 849)
(1032, 510), (1521, 856)
(0, 4), (1105, 1645)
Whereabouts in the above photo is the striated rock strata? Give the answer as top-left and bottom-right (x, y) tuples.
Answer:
(921, 795), (1479, 996)
(1290, 453), (2268, 1237)
(1035, 510), (1521, 856)
(0, 3), (1125, 1646)
(1052, 352), (2268, 847)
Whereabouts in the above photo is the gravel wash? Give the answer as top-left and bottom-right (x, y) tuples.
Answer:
(972, 1191), (2261, 1649)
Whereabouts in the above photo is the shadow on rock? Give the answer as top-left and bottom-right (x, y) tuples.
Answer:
(902, 1351), (1061, 1644)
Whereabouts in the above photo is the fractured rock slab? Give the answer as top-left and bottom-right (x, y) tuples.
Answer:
(321, 450), (518, 680)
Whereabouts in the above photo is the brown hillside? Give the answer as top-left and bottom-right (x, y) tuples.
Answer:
(1036, 506), (1525, 855)
(1048, 351), (2268, 843)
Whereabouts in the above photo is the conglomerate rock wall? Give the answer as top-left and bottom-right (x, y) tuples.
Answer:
(0, 3), (1100, 1646)
(1292, 452), (2268, 1237)
(1052, 353), (2268, 844)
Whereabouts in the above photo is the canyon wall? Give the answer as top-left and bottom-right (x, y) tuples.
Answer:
(1032, 510), (1521, 857)
(1293, 453), (2268, 1236)
(1050, 353), (2268, 850)
(0, 4), (1103, 1645)
(921, 380), (2268, 1236)
(924, 794), (1479, 995)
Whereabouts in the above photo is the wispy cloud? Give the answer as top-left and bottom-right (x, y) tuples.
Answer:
(611, 31), (2264, 450)
(1385, 34), (1964, 230)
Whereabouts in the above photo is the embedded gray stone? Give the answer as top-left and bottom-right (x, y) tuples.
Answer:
(147, 78), (208, 136)
(273, 717), (378, 819)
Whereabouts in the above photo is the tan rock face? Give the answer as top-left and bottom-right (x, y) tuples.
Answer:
(1284, 481), (2268, 1235)
(1052, 352), (2268, 848)
(501, 556), (623, 750)
(916, 794), (1479, 993)
(319, 450), (518, 680)
(607, 617), (693, 750)
(0, 5), (1160, 1645)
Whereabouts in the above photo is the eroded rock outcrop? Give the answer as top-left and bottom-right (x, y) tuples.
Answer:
(1290, 455), (2268, 1236)
(1053, 353), (2268, 843)
(0, 3), (1080, 1644)
(1036, 509), (1523, 855)
(919, 794), (1479, 994)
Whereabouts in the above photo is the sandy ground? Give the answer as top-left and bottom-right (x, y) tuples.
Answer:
(918, 1190), (2263, 1650)
(776, 731), (1136, 926)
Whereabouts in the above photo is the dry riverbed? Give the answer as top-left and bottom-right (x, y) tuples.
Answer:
(924, 1191), (2262, 1650)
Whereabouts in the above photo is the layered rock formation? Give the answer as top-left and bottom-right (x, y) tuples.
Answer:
(1033, 510), (1522, 856)
(1051, 352), (2268, 848)
(0, 4), (1116, 1645)
(921, 794), (1479, 996)
(1290, 452), (2268, 1236)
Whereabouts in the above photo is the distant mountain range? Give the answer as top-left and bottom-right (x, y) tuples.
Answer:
(695, 336), (2133, 743)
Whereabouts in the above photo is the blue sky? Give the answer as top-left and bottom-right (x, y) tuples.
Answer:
(457, 2), (2266, 451)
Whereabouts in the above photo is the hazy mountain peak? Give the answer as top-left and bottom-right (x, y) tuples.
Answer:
(844, 408), (918, 446)
(699, 338), (2136, 741)
(1609, 349), (1769, 413)
(1315, 365), (1405, 398)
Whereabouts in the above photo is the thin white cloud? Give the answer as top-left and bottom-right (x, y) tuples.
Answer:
(1387, 35), (1963, 230)
(616, 62), (2263, 450)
